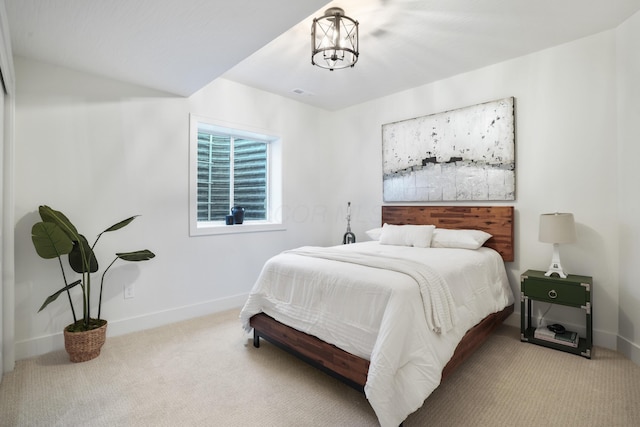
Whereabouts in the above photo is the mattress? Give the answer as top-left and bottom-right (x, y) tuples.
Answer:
(240, 241), (514, 427)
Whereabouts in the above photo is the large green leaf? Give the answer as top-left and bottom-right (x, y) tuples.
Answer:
(115, 249), (156, 262)
(31, 222), (74, 259)
(39, 205), (80, 243)
(92, 216), (140, 249)
(103, 216), (139, 233)
(38, 279), (82, 312)
(69, 235), (98, 273)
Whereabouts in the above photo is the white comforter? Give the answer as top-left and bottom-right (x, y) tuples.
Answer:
(240, 241), (514, 427)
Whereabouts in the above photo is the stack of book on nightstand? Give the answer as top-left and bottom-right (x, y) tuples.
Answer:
(534, 327), (579, 348)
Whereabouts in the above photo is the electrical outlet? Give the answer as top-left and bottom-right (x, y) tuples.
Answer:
(124, 283), (135, 299)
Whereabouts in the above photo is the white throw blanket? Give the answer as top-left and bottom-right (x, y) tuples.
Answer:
(286, 246), (458, 334)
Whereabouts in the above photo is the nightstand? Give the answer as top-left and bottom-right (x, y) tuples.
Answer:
(520, 269), (592, 358)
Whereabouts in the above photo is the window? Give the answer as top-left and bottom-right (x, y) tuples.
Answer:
(197, 133), (267, 222)
(190, 115), (282, 235)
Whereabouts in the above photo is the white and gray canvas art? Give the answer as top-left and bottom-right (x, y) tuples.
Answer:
(382, 97), (515, 202)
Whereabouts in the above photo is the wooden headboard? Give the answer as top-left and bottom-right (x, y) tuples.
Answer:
(381, 206), (514, 262)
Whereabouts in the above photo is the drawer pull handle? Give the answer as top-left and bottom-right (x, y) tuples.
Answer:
(548, 290), (558, 299)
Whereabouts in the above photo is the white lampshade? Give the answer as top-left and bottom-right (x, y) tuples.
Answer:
(539, 213), (576, 244)
(539, 212), (576, 278)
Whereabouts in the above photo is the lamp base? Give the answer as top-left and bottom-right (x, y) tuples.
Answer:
(544, 265), (568, 279)
(545, 243), (568, 278)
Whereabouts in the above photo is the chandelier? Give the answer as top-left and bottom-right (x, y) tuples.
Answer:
(311, 7), (359, 71)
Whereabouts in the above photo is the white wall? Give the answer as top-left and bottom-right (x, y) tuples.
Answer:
(616, 11), (640, 363)
(1, 0), (16, 375)
(12, 11), (640, 362)
(330, 31), (621, 351)
(13, 58), (337, 359)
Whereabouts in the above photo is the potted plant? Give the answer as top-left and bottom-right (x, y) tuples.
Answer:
(31, 205), (155, 362)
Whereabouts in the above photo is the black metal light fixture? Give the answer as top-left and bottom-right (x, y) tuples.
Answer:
(311, 7), (359, 71)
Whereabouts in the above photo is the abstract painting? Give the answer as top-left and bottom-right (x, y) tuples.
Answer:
(382, 97), (515, 202)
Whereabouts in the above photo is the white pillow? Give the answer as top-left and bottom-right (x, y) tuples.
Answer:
(379, 223), (435, 248)
(431, 228), (492, 250)
(365, 227), (383, 241)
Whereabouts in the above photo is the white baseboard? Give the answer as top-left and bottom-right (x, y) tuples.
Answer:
(617, 335), (640, 366)
(15, 293), (249, 361)
(502, 311), (520, 329)
(16, 299), (640, 368)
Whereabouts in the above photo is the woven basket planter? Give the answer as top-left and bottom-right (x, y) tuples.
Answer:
(63, 319), (108, 363)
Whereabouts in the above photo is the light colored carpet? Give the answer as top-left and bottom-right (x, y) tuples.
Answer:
(1, 309), (640, 426)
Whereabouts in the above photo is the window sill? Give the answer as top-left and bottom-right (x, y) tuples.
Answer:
(190, 222), (286, 236)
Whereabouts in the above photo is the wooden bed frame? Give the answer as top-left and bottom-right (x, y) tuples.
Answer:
(250, 205), (515, 393)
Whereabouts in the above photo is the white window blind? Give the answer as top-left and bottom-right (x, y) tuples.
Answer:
(197, 132), (268, 222)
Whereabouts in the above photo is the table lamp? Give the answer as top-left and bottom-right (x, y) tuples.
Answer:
(539, 212), (576, 278)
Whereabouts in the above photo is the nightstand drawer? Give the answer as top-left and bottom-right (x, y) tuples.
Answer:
(522, 278), (587, 306)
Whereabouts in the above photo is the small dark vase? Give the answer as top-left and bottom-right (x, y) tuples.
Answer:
(231, 206), (245, 224)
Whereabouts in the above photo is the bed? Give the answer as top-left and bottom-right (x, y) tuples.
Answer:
(240, 206), (514, 427)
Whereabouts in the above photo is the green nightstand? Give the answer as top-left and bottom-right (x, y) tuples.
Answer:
(520, 269), (592, 358)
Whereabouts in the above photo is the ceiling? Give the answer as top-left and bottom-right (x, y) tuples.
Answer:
(6, 0), (640, 111)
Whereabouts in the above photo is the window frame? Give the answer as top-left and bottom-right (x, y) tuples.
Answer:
(189, 114), (284, 236)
